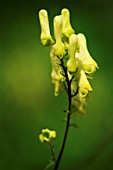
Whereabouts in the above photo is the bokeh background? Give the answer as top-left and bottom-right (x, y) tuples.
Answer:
(0, 0), (113, 170)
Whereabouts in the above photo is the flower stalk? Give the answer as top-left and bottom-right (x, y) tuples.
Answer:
(54, 58), (72, 170)
(48, 141), (57, 163)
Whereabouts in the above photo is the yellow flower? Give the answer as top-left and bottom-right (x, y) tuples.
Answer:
(61, 8), (75, 38)
(67, 34), (78, 73)
(75, 55), (92, 98)
(39, 9), (54, 46)
(39, 129), (56, 143)
(52, 15), (66, 59)
(77, 33), (99, 75)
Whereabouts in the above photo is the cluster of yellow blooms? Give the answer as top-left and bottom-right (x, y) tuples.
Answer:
(39, 8), (98, 115)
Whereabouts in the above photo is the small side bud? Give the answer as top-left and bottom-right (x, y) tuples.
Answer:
(39, 9), (54, 46)
(39, 129), (56, 143)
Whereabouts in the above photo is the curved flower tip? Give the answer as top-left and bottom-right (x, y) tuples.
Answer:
(39, 9), (54, 46)
(67, 34), (78, 73)
(39, 128), (56, 143)
(61, 8), (75, 38)
(77, 33), (99, 75)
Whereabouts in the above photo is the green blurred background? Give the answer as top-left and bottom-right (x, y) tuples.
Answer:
(0, 0), (113, 169)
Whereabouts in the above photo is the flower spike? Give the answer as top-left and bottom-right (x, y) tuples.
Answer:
(38, 8), (98, 111)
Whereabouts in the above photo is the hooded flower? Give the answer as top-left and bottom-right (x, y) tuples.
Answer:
(67, 34), (78, 73)
(39, 9), (54, 46)
(77, 33), (99, 75)
(61, 8), (75, 38)
(61, 8), (75, 49)
(52, 15), (66, 59)
(75, 53), (93, 98)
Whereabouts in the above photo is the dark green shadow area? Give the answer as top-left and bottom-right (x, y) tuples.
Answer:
(0, 0), (113, 170)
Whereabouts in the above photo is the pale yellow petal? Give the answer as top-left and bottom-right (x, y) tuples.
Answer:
(49, 130), (56, 139)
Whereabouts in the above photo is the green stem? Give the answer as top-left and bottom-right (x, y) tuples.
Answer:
(54, 59), (72, 170)
(48, 142), (57, 162)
